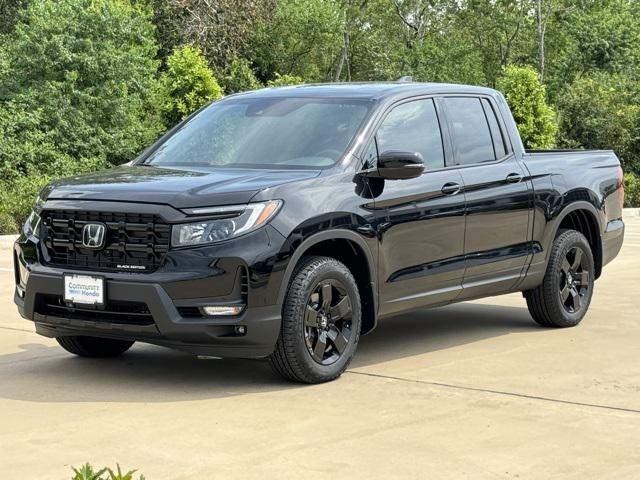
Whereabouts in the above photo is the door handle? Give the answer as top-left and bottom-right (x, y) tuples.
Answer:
(506, 173), (523, 183)
(441, 182), (461, 195)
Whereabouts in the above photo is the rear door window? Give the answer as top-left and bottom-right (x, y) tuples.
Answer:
(443, 97), (495, 165)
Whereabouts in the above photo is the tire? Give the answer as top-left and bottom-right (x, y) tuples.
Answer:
(525, 230), (595, 328)
(56, 336), (134, 358)
(269, 256), (362, 383)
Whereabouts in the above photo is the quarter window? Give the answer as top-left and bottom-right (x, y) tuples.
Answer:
(443, 97), (495, 165)
(482, 98), (508, 159)
(376, 99), (445, 170)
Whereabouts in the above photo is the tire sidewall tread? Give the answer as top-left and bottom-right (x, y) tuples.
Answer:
(269, 255), (362, 383)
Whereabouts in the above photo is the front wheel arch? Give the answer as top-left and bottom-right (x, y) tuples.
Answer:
(276, 229), (378, 334)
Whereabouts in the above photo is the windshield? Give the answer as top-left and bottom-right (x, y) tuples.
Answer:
(142, 97), (372, 169)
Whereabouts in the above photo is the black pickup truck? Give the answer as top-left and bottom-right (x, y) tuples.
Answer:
(14, 82), (625, 383)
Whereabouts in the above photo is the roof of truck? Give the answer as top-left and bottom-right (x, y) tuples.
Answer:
(226, 82), (500, 101)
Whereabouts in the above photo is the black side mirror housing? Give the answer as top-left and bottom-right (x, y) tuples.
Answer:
(374, 150), (424, 180)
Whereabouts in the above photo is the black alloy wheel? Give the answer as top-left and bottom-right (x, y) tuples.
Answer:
(559, 246), (590, 313)
(525, 229), (595, 328)
(304, 279), (353, 365)
(269, 255), (362, 383)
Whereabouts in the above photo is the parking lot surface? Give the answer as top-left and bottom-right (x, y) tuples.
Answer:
(1, 214), (639, 479)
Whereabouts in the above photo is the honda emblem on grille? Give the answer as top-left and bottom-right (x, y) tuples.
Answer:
(81, 223), (106, 249)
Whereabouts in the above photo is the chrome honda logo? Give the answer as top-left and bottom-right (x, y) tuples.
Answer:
(81, 223), (106, 249)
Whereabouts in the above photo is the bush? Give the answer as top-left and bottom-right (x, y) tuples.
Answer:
(221, 57), (263, 94)
(625, 172), (640, 208)
(557, 73), (640, 175)
(0, 0), (164, 166)
(496, 65), (558, 149)
(158, 44), (223, 126)
(266, 73), (304, 87)
(0, 156), (107, 234)
(71, 462), (145, 480)
(0, 0), (164, 233)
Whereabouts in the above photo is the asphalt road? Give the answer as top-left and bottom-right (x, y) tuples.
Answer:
(1, 214), (639, 479)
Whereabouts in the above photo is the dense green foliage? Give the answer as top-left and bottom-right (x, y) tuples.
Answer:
(266, 73), (305, 88)
(221, 57), (263, 94)
(497, 66), (557, 149)
(0, 0), (165, 232)
(158, 45), (223, 126)
(624, 173), (640, 209)
(1, 0), (640, 233)
(557, 73), (640, 172)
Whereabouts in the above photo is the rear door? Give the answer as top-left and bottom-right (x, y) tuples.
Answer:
(440, 96), (533, 297)
(363, 97), (467, 316)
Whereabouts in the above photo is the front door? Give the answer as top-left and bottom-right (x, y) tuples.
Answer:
(440, 96), (533, 298)
(364, 98), (467, 316)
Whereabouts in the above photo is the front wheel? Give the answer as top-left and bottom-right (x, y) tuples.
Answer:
(269, 256), (362, 383)
(525, 230), (595, 328)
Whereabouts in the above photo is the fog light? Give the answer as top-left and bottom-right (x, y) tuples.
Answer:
(234, 325), (246, 335)
(201, 305), (244, 316)
(16, 285), (25, 299)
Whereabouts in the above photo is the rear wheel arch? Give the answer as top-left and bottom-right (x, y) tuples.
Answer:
(553, 202), (603, 278)
(277, 230), (378, 334)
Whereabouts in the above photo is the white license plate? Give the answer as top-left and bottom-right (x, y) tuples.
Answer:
(64, 274), (105, 305)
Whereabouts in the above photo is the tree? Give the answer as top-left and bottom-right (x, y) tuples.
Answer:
(251, 0), (343, 82)
(158, 44), (223, 126)
(221, 57), (263, 94)
(0, 0), (163, 232)
(496, 65), (557, 148)
(457, 0), (535, 85)
(556, 73), (640, 174)
(266, 73), (305, 87)
(534, 0), (574, 82)
(154, 0), (276, 71)
(0, 0), (28, 36)
(0, 0), (164, 167)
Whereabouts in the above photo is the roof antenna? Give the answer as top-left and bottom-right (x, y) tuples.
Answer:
(396, 76), (413, 82)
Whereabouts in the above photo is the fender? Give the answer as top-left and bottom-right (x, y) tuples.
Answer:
(543, 199), (603, 276)
(553, 200), (603, 236)
(276, 228), (379, 331)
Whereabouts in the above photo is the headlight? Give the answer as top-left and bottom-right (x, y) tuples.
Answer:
(23, 210), (41, 237)
(172, 200), (282, 247)
(23, 195), (44, 238)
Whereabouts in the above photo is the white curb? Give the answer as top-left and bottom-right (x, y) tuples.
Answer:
(0, 234), (18, 250)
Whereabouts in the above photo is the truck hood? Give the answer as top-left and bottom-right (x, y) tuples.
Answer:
(44, 165), (322, 209)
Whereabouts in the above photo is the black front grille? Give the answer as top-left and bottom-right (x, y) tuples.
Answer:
(42, 210), (170, 272)
(36, 294), (154, 325)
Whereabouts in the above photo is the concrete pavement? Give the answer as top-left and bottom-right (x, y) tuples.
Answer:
(1, 216), (639, 479)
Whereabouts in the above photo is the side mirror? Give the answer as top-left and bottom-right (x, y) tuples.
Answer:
(376, 150), (424, 180)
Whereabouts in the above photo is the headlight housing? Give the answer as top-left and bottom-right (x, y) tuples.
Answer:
(172, 200), (282, 247)
(23, 195), (45, 238)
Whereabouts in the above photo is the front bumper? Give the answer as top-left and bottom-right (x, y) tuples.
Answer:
(14, 224), (287, 358)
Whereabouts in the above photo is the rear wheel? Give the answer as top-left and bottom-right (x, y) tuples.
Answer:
(56, 336), (134, 358)
(269, 256), (361, 383)
(525, 230), (595, 327)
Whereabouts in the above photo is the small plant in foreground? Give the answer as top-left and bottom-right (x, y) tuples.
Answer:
(71, 463), (145, 480)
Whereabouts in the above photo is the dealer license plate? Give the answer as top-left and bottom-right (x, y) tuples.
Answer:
(63, 274), (105, 305)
